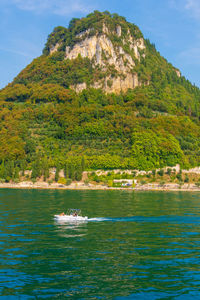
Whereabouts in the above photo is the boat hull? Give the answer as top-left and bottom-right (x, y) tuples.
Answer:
(54, 215), (88, 221)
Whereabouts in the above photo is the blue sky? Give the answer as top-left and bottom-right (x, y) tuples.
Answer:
(0, 0), (200, 89)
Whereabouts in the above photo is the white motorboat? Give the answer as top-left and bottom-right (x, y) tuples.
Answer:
(54, 215), (88, 221)
(54, 209), (88, 222)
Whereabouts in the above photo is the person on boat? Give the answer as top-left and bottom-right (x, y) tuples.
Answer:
(73, 212), (77, 217)
(59, 212), (65, 216)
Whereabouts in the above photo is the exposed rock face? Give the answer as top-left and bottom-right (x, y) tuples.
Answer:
(50, 43), (61, 55)
(175, 70), (181, 78)
(70, 82), (87, 93)
(116, 25), (122, 37)
(65, 34), (140, 72)
(72, 73), (139, 94)
(104, 73), (139, 94)
(53, 24), (146, 93)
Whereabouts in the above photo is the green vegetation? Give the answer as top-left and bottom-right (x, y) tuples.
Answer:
(43, 11), (142, 55)
(0, 11), (199, 180)
(88, 169), (200, 188)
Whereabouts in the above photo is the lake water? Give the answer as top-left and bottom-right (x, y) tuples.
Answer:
(0, 189), (200, 299)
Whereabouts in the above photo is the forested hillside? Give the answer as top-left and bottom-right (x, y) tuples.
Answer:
(0, 11), (199, 181)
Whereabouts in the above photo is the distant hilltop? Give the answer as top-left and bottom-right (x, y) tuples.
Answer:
(45, 12), (146, 93)
(12, 10), (182, 94)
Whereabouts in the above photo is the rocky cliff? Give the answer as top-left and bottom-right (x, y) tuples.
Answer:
(45, 15), (147, 93)
(12, 11), (182, 95)
(65, 28), (145, 93)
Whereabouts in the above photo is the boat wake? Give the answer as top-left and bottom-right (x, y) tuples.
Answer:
(54, 215), (200, 225)
(89, 216), (200, 224)
(88, 217), (109, 222)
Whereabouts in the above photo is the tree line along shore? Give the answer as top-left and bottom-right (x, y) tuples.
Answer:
(0, 162), (199, 191)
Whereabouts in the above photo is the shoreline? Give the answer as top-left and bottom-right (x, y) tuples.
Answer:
(0, 181), (199, 192)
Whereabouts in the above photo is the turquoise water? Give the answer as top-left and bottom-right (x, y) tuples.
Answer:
(0, 189), (200, 299)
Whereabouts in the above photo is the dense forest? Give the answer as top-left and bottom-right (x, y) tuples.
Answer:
(0, 11), (199, 182)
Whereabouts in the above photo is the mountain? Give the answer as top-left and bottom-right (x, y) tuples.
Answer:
(6, 11), (183, 95)
(43, 13), (146, 94)
(0, 11), (199, 178)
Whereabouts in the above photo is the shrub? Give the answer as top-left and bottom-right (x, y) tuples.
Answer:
(58, 177), (67, 185)
(13, 178), (20, 184)
(107, 79), (113, 88)
(93, 174), (100, 182)
(107, 180), (113, 187)
(157, 169), (164, 176)
(5, 176), (11, 183)
(166, 168), (172, 175)
(66, 178), (72, 186)
(184, 175), (189, 183)
(32, 178), (36, 184)
(176, 173), (182, 182)
(84, 178), (90, 185)
(140, 180), (147, 185)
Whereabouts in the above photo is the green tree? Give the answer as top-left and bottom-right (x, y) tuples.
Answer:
(166, 168), (172, 175)
(132, 129), (183, 170)
(20, 160), (26, 176)
(157, 169), (164, 176)
(0, 161), (5, 179)
(41, 158), (49, 181)
(75, 164), (82, 181)
(71, 164), (75, 181)
(4, 161), (14, 181)
(184, 175), (189, 183)
(64, 163), (69, 178)
(13, 167), (20, 180)
(176, 173), (182, 182)
(81, 156), (85, 172)
(31, 159), (41, 179)
(55, 165), (60, 182)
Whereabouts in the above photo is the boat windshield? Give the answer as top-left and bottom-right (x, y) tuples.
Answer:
(67, 209), (81, 216)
